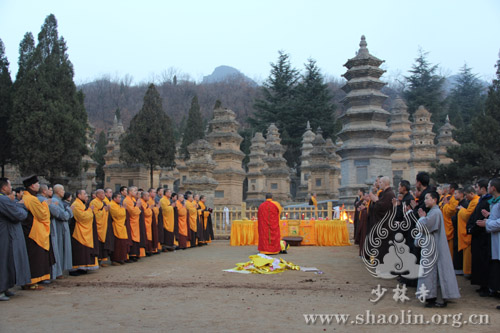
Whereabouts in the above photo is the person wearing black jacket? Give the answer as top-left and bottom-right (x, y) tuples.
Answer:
(466, 179), (493, 296)
(395, 180), (414, 222)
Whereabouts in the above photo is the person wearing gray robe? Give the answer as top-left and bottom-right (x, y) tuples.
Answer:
(52, 186), (73, 273)
(0, 178), (31, 301)
(416, 192), (460, 307)
(38, 191), (62, 280)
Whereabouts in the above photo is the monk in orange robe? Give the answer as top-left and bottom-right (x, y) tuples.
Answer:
(457, 186), (479, 276)
(123, 186), (144, 259)
(71, 189), (99, 275)
(109, 192), (130, 265)
(257, 193), (281, 255)
(21, 175), (55, 289)
(147, 188), (160, 253)
(174, 193), (188, 249)
(160, 189), (175, 249)
(185, 193), (199, 247)
(89, 189), (113, 266)
(441, 184), (458, 259)
(139, 191), (155, 255)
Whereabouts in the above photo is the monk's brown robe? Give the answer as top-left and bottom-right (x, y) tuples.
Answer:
(71, 198), (99, 270)
(109, 200), (129, 262)
(22, 191), (55, 284)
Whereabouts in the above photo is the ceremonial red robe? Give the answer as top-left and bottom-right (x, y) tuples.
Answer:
(257, 199), (281, 254)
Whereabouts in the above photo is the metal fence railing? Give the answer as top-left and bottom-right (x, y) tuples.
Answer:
(211, 202), (355, 238)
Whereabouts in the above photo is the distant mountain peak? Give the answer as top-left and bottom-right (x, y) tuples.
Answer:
(202, 65), (256, 86)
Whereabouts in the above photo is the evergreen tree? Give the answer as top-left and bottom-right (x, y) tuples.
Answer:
(92, 131), (107, 188)
(0, 39), (13, 177)
(249, 50), (299, 134)
(180, 95), (204, 158)
(120, 83), (176, 187)
(292, 58), (338, 163)
(403, 49), (446, 128)
(434, 55), (500, 183)
(447, 64), (486, 128)
(10, 14), (88, 182)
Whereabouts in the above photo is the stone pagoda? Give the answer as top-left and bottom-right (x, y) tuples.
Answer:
(246, 132), (267, 207)
(325, 138), (341, 199)
(437, 115), (458, 165)
(182, 139), (218, 208)
(206, 107), (246, 208)
(409, 105), (437, 181)
(297, 121), (316, 200)
(388, 97), (412, 185)
(337, 35), (395, 203)
(103, 115), (159, 191)
(308, 128), (331, 201)
(262, 123), (290, 203)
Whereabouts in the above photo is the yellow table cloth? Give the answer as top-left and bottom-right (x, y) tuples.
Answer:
(230, 219), (350, 246)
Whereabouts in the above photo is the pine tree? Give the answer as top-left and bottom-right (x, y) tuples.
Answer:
(120, 84), (176, 187)
(10, 14), (88, 182)
(249, 50), (299, 134)
(180, 95), (204, 158)
(0, 39), (13, 177)
(434, 54), (500, 183)
(403, 49), (446, 128)
(92, 131), (107, 188)
(447, 64), (486, 128)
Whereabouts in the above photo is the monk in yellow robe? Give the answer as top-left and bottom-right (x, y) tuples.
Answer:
(109, 193), (130, 265)
(139, 191), (155, 255)
(89, 189), (113, 266)
(123, 186), (144, 259)
(198, 195), (213, 244)
(309, 193), (318, 217)
(160, 189), (175, 249)
(147, 188), (160, 253)
(71, 189), (99, 275)
(185, 193), (199, 247)
(457, 186), (479, 276)
(21, 175), (54, 288)
(174, 193), (188, 249)
(441, 185), (458, 258)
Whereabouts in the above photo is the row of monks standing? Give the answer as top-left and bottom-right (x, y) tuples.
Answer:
(73, 188), (215, 272)
(3, 177), (215, 293)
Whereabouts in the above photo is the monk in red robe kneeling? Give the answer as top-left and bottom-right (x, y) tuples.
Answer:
(257, 193), (282, 255)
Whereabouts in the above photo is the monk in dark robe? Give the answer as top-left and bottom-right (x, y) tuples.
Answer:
(355, 193), (370, 257)
(70, 190), (99, 275)
(353, 189), (365, 244)
(108, 193), (130, 265)
(257, 193), (281, 255)
(198, 195), (214, 244)
(185, 193), (199, 247)
(123, 186), (144, 260)
(0, 178), (30, 300)
(89, 189), (113, 266)
(21, 175), (55, 289)
(174, 193), (189, 249)
(467, 179), (492, 295)
(368, 176), (396, 263)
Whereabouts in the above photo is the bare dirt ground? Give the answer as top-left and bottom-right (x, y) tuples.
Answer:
(1, 236), (499, 332)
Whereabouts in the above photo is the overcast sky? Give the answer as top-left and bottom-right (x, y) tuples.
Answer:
(1, 0), (499, 85)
